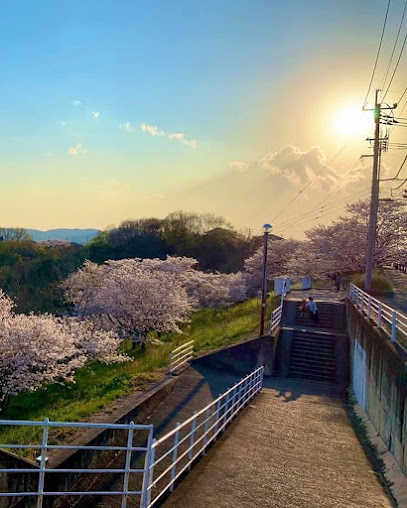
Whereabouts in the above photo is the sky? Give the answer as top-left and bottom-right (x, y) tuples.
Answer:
(1, 0), (407, 237)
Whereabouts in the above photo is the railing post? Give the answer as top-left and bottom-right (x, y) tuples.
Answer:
(169, 351), (173, 376)
(188, 412), (197, 469)
(214, 396), (222, 440)
(378, 303), (383, 328)
(222, 392), (230, 432)
(36, 418), (49, 508)
(203, 408), (210, 455)
(361, 293), (364, 313)
(367, 297), (372, 318)
(170, 423), (181, 492)
(121, 422), (135, 508)
(392, 311), (397, 342)
(140, 427), (155, 508)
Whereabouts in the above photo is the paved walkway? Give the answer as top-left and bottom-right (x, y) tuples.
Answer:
(286, 288), (347, 303)
(162, 377), (393, 508)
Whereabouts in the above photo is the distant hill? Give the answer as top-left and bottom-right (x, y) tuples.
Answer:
(27, 228), (100, 245)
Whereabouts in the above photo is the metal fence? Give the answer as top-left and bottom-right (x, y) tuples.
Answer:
(169, 340), (194, 375)
(0, 419), (154, 508)
(349, 284), (407, 350)
(270, 305), (282, 334)
(145, 366), (264, 507)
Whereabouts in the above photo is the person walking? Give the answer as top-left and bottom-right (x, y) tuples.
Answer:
(306, 296), (318, 325)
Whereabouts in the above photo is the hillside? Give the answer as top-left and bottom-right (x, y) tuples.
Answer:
(28, 228), (100, 244)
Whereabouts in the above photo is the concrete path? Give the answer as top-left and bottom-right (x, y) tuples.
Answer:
(162, 377), (393, 508)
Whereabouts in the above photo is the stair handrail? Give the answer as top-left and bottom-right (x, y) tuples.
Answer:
(349, 284), (407, 351)
(270, 281), (287, 334)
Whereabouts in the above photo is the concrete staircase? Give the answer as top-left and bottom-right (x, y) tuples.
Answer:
(277, 298), (347, 385)
(289, 330), (336, 382)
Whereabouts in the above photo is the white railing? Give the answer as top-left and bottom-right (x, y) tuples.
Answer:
(269, 283), (287, 334)
(349, 284), (407, 351)
(146, 366), (264, 506)
(169, 340), (194, 375)
(0, 419), (154, 508)
(270, 305), (282, 334)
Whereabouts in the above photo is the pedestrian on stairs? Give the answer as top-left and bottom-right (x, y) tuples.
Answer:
(306, 297), (318, 325)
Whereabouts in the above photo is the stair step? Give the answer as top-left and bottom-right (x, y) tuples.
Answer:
(290, 361), (336, 372)
(291, 351), (336, 362)
(290, 353), (336, 364)
(292, 342), (336, 352)
(289, 371), (335, 382)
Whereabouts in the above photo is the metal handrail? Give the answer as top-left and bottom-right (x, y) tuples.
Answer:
(169, 341), (194, 375)
(349, 284), (407, 351)
(0, 419), (154, 508)
(146, 366), (264, 506)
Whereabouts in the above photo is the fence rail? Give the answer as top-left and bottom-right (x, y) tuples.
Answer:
(169, 341), (194, 375)
(349, 284), (407, 351)
(270, 305), (282, 334)
(146, 366), (264, 507)
(0, 419), (153, 508)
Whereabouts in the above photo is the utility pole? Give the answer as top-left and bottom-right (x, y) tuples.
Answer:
(260, 223), (272, 335)
(364, 91), (397, 290)
(365, 89), (381, 291)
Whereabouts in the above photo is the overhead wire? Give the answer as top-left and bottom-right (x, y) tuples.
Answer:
(274, 188), (370, 233)
(274, 190), (371, 234)
(270, 146), (346, 225)
(381, 0), (407, 100)
(363, 0), (391, 108)
(273, 156), (363, 229)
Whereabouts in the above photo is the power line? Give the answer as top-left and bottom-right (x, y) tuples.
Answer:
(382, 27), (407, 102)
(274, 188), (370, 232)
(274, 190), (371, 235)
(363, 0), (391, 108)
(381, 0), (407, 98)
(270, 146), (346, 225)
(273, 157), (362, 229)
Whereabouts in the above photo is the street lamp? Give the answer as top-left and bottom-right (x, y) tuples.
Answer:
(260, 223), (272, 335)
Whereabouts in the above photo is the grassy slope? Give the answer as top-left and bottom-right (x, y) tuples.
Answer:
(351, 269), (393, 293)
(1, 297), (278, 448)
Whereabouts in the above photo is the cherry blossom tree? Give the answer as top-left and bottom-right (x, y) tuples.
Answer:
(0, 290), (126, 411)
(63, 256), (248, 343)
(287, 199), (407, 277)
(244, 239), (301, 294)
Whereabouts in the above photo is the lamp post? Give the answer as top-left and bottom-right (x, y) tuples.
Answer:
(260, 223), (272, 335)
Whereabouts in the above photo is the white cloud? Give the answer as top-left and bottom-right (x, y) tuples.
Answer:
(119, 122), (135, 132)
(91, 111), (100, 120)
(72, 100), (81, 106)
(60, 121), (67, 127)
(141, 123), (197, 148)
(259, 145), (339, 190)
(229, 161), (249, 172)
(68, 143), (87, 156)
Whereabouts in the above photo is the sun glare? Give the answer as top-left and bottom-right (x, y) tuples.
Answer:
(333, 106), (372, 138)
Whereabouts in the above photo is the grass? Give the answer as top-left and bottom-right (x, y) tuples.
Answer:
(0, 296), (278, 452)
(351, 270), (393, 294)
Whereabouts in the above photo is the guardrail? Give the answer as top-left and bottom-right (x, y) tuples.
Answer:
(349, 284), (407, 350)
(270, 305), (282, 334)
(169, 340), (194, 375)
(146, 366), (264, 506)
(0, 419), (154, 508)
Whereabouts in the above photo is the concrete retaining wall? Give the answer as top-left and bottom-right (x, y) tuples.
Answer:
(192, 333), (279, 377)
(346, 300), (407, 476)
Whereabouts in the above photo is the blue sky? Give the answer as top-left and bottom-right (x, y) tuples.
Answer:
(0, 0), (403, 235)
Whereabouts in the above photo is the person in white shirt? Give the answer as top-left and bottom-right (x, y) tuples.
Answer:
(306, 297), (318, 325)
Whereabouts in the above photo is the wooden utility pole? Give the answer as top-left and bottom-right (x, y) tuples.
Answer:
(365, 89), (381, 291)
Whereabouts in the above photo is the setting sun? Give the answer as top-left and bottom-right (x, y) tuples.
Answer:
(333, 105), (372, 138)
